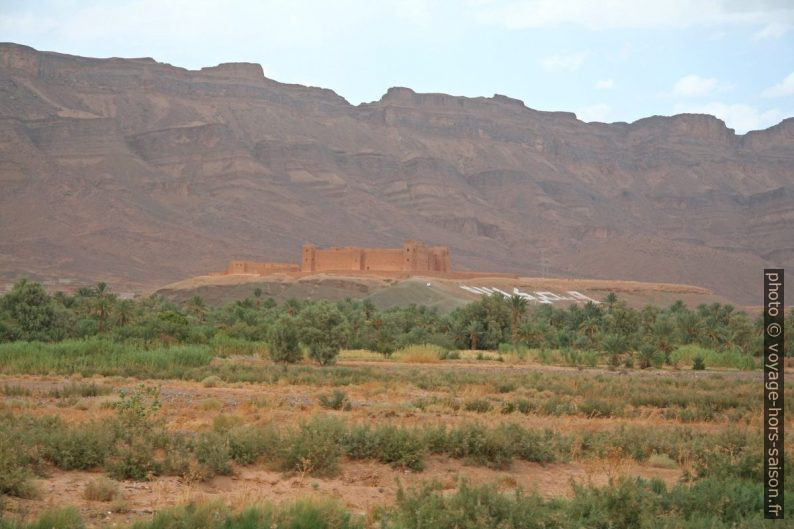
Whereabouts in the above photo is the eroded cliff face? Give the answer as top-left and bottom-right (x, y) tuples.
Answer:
(0, 43), (791, 303)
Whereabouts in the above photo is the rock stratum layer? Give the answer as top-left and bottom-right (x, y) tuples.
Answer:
(0, 43), (792, 303)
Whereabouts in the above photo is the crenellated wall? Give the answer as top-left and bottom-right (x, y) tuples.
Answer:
(300, 241), (450, 273)
(224, 241), (451, 276)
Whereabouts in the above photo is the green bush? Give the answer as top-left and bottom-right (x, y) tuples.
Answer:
(445, 423), (514, 469)
(464, 398), (492, 413)
(125, 499), (364, 529)
(25, 508), (85, 529)
(41, 422), (114, 470)
(195, 432), (232, 476)
(514, 398), (534, 414)
(201, 375), (222, 388)
(228, 426), (279, 465)
(48, 382), (112, 398)
(438, 349), (460, 360)
(0, 384), (31, 397)
(108, 439), (161, 481)
(268, 315), (302, 364)
(365, 426), (425, 471)
(383, 480), (550, 529)
(579, 398), (621, 418)
(693, 356), (706, 370)
(281, 415), (345, 477)
(318, 389), (352, 411)
(0, 438), (36, 498)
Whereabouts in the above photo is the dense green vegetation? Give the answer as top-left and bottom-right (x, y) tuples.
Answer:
(1, 280), (790, 368)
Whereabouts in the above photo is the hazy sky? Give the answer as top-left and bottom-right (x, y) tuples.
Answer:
(2, 0), (793, 133)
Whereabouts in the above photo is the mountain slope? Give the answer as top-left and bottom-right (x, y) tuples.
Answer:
(0, 43), (791, 303)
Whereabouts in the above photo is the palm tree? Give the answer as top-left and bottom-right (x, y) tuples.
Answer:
(509, 294), (528, 345)
(92, 282), (114, 332)
(362, 299), (375, 321)
(578, 317), (600, 340)
(114, 299), (134, 327)
(518, 320), (547, 349)
(604, 292), (618, 311)
(466, 321), (483, 350)
(186, 296), (207, 324)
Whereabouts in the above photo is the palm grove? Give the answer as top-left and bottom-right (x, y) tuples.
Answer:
(0, 279), (790, 368)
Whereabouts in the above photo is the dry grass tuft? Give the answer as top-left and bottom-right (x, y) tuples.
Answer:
(201, 375), (222, 388)
(648, 453), (677, 469)
(200, 397), (222, 411)
(84, 476), (122, 502)
(394, 344), (444, 363)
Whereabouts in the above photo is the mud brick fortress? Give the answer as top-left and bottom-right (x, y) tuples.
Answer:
(223, 241), (451, 276)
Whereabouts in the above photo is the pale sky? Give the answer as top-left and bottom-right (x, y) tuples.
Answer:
(1, 0), (793, 133)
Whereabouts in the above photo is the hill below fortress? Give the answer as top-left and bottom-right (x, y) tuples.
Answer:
(0, 43), (792, 304)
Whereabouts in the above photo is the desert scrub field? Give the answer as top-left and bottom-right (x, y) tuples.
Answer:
(0, 363), (791, 527)
(0, 280), (792, 527)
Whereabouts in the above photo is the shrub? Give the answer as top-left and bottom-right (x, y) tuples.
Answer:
(201, 375), (222, 388)
(41, 422), (114, 470)
(0, 438), (36, 498)
(83, 476), (122, 502)
(692, 356), (706, 370)
(268, 315), (303, 364)
(385, 480), (550, 529)
(579, 398), (621, 418)
(0, 384), (31, 397)
(107, 386), (164, 481)
(438, 349), (460, 360)
(345, 426), (426, 471)
(395, 344), (444, 363)
(161, 434), (193, 478)
(25, 508), (85, 529)
(108, 440), (161, 481)
(212, 415), (244, 432)
(126, 499), (364, 529)
(541, 396), (575, 416)
(648, 453), (677, 469)
(464, 399), (492, 413)
(446, 423), (514, 469)
(200, 397), (222, 411)
(318, 389), (351, 411)
(228, 426), (279, 466)
(623, 355), (634, 368)
(638, 343), (663, 369)
(195, 432), (232, 476)
(48, 382), (112, 399)
(514, 399), (534, 414)
(281, 415), (345, 477)
(507, 426), (555, 464)
(373, 427), (425, 471)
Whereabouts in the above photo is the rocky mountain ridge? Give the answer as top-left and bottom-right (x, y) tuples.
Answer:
(0, 43), (791, 303)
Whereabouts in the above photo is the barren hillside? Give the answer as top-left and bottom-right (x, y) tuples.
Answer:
(0, 43), (792, 303)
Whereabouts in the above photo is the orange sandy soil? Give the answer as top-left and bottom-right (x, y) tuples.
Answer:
(0, 364), (749, 527)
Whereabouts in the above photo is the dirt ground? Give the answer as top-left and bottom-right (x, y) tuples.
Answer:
(0, 363), (749, 526)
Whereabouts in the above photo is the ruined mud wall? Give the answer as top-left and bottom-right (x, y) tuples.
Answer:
(225, 261), (299, 274)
